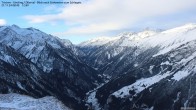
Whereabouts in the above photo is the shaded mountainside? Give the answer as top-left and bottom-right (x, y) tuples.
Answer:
(95, 40), (196, 110)
(78, 24), (196, 78)
(77, 31), (158, 77)
(80, 24), (196, 110)
(0, 25), (103, 110)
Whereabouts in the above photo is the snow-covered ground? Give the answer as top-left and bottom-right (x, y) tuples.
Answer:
(86, 91), (101, 110)
(0, 93), (71, 110)
(86, 82), (109, 110)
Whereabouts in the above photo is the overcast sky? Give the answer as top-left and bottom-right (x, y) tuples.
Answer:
(0, 0), (196, 44)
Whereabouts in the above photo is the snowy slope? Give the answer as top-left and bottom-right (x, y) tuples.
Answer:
(113, 24), (196, 98)
(0, 93), (71, 110)
(112, 71), (171, 98)
(78, 24), (196, 76)
(84, 24), (196, 110)
(139, 23), (196, 56)
(77, 30), (158, 76)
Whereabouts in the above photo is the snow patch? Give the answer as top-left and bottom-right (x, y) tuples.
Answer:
(149, 106), (154, 110)
(161, 61), (172, 65)
(177, 51), (196, 64)
(106, 51), (110, 59)
(16, 82), (26, 91)
(86, 82), (108, 110)
(134, 63), (138, 67)
(112, 72), (171, 98)
(171, 71), (190, 81)
(174, 92), (181, 103)
(86, 91), (101, 110)
(149, 65), (154, 74)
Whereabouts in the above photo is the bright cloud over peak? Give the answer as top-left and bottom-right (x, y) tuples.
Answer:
(0, 19), (7, 26)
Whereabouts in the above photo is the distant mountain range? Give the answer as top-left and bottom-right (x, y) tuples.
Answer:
(0, 23), (196, 110)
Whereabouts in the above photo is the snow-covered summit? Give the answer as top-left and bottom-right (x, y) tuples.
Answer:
(0, 25), (72, 46)
(3, 25), (43, 36)
(117, 32), (135, 37)
(106, 30), (157, 47)
(79, 23), (196, 49)
(136, 30), (157, 39)
(0, 24), (75, 69)
(79, 30), (158, 48)
(79, 36), (119, 47)
(163, 23), (196, 34)
(117, 30), (157, 38)
(60, 38), (74, 46)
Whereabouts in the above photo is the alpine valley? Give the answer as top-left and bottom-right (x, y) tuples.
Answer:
(0, 24), (196, 110)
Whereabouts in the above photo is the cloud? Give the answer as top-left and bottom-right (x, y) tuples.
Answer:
(0, 19), (6, 26)
(23, 0), (196, 36)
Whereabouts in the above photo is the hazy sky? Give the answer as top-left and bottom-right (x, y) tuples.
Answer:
(0, 0), (196, 44)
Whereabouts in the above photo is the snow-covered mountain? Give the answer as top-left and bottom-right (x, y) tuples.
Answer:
(77, 30), (158, 76)
(1, 23), (196, 110)
(77, 23), (196, 110)
(0, 25), (74, 67)
(0, 25), (103, 110)
(79, 30), (157, 48)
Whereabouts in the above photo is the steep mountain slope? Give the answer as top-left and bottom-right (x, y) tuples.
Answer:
(84, 24), (196, 110)
(0, 25), (103, 109)
(78, 30), (158, 77)
(0, 43), (50, 96)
